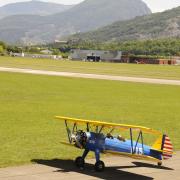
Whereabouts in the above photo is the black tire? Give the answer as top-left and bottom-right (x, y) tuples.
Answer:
(158, 162), (162, 166)
(75, 156), (85, 168)
(95, 161), (105, 172)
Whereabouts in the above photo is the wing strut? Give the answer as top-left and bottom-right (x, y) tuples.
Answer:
(65, 120), (78, 144)
(109, 128), (115, 134)
(96, 126), (99, 133)
(130, 128), (134, 153)
(99, 125), (104, 133)
(87, 123), (90, 132)
(140, 131), (144, 154)
(72, 123), (77, 133)
(130, 129), (144, 154)
(65, 120), (71, 143)
(133, 131), (141, 153)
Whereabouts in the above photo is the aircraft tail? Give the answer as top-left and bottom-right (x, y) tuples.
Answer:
(152, 134), (173, 160)
(161, 135), (173, 160)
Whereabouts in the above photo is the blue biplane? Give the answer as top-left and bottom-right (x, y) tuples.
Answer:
(56, 116), (173, 172)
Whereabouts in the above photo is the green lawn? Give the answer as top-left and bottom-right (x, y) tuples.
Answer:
(0, 56), (180, 80)
(0, 71), (180, 168)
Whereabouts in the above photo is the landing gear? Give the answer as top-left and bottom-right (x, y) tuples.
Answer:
(95, 160), (105, 172)
(94, 149), (105, 172)
(75, 149), (89, 169)
(75, 149), (105, 172)
(75, 156), (85, 168)
(158, 162), (162, 166)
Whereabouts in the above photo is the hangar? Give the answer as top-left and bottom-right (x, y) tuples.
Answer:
(70, 49), (122, 62)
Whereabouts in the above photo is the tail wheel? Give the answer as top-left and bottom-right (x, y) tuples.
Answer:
(75, 156), (85, 168)
(95, 161), (105, 172)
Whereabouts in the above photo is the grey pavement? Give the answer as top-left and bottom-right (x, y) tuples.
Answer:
(0, 67), (180, 86)
(0, 152), (179, 180)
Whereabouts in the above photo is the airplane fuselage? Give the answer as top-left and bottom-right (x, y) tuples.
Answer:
(84, 132), (162, 161)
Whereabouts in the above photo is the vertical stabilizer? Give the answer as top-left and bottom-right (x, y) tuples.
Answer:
(152, 134), (173, 160)
(162, 135), (173, 160)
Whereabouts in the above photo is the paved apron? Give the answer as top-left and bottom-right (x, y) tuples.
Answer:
(0, 152), (179, 180)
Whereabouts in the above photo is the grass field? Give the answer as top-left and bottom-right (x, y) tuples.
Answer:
(0, 71), (180, 168)
(0, 56), (180, 80)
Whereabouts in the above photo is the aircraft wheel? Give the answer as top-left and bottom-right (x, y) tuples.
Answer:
(75, 156), (85, 168)
(95, 161), (105, 172)
(158, 162), (162, 166)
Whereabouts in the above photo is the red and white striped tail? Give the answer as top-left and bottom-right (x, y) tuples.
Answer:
(162, 135), (173, 160)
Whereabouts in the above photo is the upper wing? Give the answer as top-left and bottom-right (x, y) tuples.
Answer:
(55, 116), (161, 135)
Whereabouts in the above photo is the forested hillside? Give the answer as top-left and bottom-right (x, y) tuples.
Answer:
(63, 38), (180, 56)
(70, 6), (180, 43)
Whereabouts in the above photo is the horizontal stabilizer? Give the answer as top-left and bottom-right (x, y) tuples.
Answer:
(151, 148), (174, 155)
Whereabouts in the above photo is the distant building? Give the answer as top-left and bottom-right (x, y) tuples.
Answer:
(40, 49), (53, 55)
(54, 40), (68, 44)
(173, 56), (180, 65)
(10, 52), (24, 57)
(127, 56), (177, 65)
(70, 49), (122, 62)
(10, 52), (62, 60)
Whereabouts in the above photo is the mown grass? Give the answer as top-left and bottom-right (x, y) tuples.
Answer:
(0, 72), (180, 168)
(0, 56), (180, 80)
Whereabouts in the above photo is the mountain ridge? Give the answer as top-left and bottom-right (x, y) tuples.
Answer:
(0, 1), (73, 19)
(69, 6), (180, 42)
(0, 0), (151, 44)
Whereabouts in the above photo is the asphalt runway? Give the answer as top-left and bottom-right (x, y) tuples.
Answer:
(0, 67), (180, 85)
(0, 152), (179, 180)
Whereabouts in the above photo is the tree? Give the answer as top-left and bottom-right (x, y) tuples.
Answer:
(7, 45), (22, 53)
(0, 45), (4, 53)
(52, 49), (60, 55)
(0, 41), (7, 49)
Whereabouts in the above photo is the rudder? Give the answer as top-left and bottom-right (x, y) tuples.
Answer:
(162, 135), (173, 160)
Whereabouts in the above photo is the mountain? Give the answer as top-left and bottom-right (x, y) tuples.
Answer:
(0, 0), (151, 44)
(70, 6), (180, 42)
(0, 1), (73, 19)
(50, 0), (151, 32)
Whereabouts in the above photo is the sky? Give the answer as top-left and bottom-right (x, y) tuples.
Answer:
(0, 0), (179, 12)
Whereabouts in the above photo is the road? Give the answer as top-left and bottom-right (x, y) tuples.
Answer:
(0, 152), (179, 180)
(0, 67), (180, 85)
